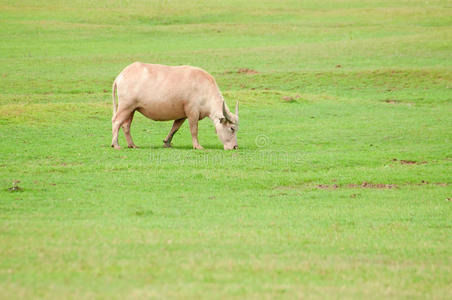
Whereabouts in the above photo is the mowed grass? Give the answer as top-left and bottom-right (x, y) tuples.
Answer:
(0, 0), (451, 298)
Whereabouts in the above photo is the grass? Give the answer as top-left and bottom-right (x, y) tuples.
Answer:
(0, 0), (451, 298)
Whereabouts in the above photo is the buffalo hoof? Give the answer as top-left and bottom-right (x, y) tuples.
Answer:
(111, 144), (121, 150)
(163, 142), (172, 148)
(193, 145), (204, 150)
(128, 144), (138, 149)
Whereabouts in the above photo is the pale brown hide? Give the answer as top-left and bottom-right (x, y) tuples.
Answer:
(111, 62), (238, 150)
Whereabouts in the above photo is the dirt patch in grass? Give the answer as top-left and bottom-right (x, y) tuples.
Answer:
(347, 182), (397, 189)
(237, 68), (259, 74)
(282, 95), (301, 102)
(315, 181), (448, 190)
(401, 160), (422, 165)
(316, 182), (397, 189)
(383, 99), (414, 105)
(417, 180), (448, 186)
(392, 159), (427, 165)
(269, 192), (289, 197)
(317, 184), (339, 189)
(384, 99), (400, 104)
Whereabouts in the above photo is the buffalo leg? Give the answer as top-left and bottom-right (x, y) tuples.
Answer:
(111, 108), (133, 149)
(188, 117), (203, 150)
(122, 110), (138, 148)
(163, 118), (186, 148)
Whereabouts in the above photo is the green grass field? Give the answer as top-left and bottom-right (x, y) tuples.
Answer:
(1, 0), (451, 298)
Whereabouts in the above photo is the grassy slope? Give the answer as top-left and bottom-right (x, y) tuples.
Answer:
(0, 0), (451, 298)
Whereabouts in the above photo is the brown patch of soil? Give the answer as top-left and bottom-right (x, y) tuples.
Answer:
(282, 96), (296, 102)
(316, 181), (447, 190)
(269, 192), (288, 197)
(237, 68), (258, 74)
(410, 180), (447, 187)
(384, 99), (400, 104)
(316, 184), (338, 189)
(392, 159), (427, 165)
(316, 182), (396, 189)
(383, 100), (414, 106)
(348, 182), (397, 189)
(400, 160), (417, 164)
(282, 94), (301, 102)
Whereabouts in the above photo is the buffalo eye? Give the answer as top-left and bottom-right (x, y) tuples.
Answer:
(230, 127), (235, 133)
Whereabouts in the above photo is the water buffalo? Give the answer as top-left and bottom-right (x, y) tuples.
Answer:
(111, 62), (239, 150)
